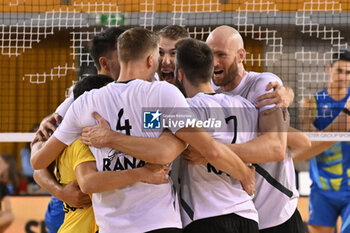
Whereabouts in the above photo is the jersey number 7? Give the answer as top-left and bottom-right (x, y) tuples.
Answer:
(225, 115), (237, 144)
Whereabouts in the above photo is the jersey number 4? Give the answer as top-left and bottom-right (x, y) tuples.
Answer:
(116, 108), (132, 135)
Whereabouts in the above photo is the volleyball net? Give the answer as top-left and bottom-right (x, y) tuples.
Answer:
(1, 0), (349, 150)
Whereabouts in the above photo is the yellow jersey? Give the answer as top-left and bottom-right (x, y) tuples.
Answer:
(56, 139), (98, 233)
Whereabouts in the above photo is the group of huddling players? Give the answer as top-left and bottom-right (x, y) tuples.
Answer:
(30, 25), (350, 233)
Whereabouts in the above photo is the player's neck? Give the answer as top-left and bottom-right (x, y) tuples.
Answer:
(98, 70), (117, 81)
(327, 85), (348, 101)
(186, 82), (214, 98)
(220, 67), (245, 92)
(327, 85), (348, 100)
(118, 64), (153, 82)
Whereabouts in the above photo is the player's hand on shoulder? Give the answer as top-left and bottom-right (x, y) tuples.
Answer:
(182, 145), (207, 165)
(256, 81), (294, 115)
(240, 165), (256, 196)
(81, 112), (112, 148)
(142, 163), (169, 185)
(60, 180), (91, 208)
(36, 113), (62, 141)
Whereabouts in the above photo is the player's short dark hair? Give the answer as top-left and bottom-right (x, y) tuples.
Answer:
(73, 74), (114, 100)
(90, 27), (126, 70)
(158, 25), (189, 41)
(331, 50), (350, 65)
(117, 27), (159, 63)
(175, 38), (213, 86)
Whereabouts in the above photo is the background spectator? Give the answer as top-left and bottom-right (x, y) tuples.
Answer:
(0, 154), (27, 195)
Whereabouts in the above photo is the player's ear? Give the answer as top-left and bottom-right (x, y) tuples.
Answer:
(146, 54), (153, 68)
(99, 57), (109, 71)
(326, 63), (332, 74)
(177, 68), (184, 82)
(237, 48), (246, 63)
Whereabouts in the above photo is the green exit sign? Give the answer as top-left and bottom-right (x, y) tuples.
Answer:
(97, 13), (125, 26)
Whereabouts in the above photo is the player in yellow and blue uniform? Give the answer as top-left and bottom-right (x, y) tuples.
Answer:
(303, 50), (350, 233)
(309, 90), (350, 233)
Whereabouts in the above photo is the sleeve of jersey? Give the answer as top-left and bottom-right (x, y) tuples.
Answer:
(71, 139), (96, 172)
(53, 97), (85, 146)
(157, 83), (192, 134)
(252, 73), (283, 113)
(55, 93), (74, 118)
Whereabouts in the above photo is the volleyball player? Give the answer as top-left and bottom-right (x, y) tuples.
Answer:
(33, 27), (126, 233)
(81, 38), (259, 233)
(204, 25), (303, 233)
(31, 27), (255, 233)
(298, 50), (350, 233)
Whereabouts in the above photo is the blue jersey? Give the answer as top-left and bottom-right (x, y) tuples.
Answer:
(310, 88), (350, 191)
(45, 196), (64, 233)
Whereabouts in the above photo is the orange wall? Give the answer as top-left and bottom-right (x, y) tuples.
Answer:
(1, 0), (349, 13)
(0, 30), (75, 164)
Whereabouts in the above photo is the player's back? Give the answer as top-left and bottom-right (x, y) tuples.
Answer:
(56, 79), (187, 233)
(180, 92), (259, 226)
(187, 93), (258, 144)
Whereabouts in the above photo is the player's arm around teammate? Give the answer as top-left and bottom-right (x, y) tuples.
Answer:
(81, 112), (186, 165)
(33, 122), (92, 208)
(256, 81), (295, 115)
(33, 164), (92, 208)
(286, 127), (311, 152)
(183, 126), (311, 165)
(81, 111), (256, 195)
(76, 160), (168, 194)
(31, 132), (169, 195)
(31, 75), (170, 194)
(228, 108), (288, 163)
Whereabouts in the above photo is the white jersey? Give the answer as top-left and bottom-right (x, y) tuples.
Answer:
(55, 93), (74, 118)
(221, 71), (299, 229)
(218, 71), (282, 113)
(253, 150), (298, 229)
(54, 79), (188, 233)
(180, 92), (259, 227)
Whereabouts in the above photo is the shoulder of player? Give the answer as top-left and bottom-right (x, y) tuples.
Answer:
(206, 93), (254, 109)
(154, 81), (183, 95)
(255, 72), (282, 83)
(65, 139), (91, 161)
(75, 86), (104, 101)
(186, 93), (220, 107)
(186, 93), (205, 105)
(224, 94), (256, 108)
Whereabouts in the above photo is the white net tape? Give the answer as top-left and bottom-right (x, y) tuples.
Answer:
(0, 132), (349, 143)
(0, 0), (349, 140)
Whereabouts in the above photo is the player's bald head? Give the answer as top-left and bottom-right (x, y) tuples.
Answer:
(206, 25), (244, 52)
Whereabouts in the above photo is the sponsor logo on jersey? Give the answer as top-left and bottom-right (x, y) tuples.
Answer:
(103, 149), (145, 171)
